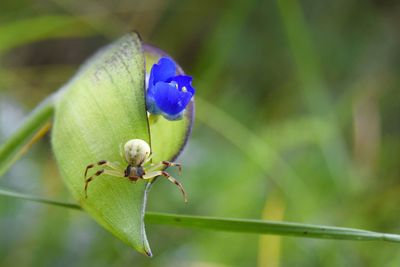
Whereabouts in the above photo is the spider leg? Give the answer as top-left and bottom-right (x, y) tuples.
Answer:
(84, 169), (125, 198)
(142, 171), (187, 203)
(119, 143), (125, 160)
(143, 152), (154, 165)
(147, 161), (182, 174)
(84, 160), (120, 179)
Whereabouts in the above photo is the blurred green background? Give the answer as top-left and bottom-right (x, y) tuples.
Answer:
(1, 0), (400, 266)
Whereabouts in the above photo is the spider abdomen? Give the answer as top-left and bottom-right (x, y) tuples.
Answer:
(124, 139), (151, 166)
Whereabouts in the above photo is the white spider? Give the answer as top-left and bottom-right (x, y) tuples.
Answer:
(84, 139), (187, 202)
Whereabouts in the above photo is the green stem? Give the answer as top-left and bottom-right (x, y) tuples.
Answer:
(0, 97), (55, 176)
(1, 187), (399, 243)
(0, 188), (80, 210)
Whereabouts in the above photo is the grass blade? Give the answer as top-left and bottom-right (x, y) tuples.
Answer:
(146, 212), (400, 243)
(1, 187), (399, 243)
(0, 15), (93, 54)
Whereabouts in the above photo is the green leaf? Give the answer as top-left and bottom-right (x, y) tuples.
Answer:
(50, 33), (194, 256)
(52, 33), (151, 256)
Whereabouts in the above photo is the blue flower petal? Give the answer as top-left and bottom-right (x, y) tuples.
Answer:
(146, 95), (161, 115)
(149, 57), (176, 87)
(153, 82), (193, 116)
(146, 82), (161, 114)
(146, 57), (195, 120)
(167, 75), (195, 95)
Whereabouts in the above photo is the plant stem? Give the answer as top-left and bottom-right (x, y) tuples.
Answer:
(0, 98), (54, 176)
(1, 187), (399, 244)
(0, 187), (80, 210)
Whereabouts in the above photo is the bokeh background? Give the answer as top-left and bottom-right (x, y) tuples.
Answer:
(1, 0), (400, 266)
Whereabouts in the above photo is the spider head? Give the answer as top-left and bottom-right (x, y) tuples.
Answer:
(123, 139), (151, 166)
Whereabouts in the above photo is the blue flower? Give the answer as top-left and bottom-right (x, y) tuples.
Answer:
(146, 57), (195, 120)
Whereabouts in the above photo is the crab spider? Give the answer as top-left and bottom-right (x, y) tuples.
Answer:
(84, 139), (187, 202)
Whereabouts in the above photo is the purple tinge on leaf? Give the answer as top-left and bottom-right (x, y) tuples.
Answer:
(146, 57), (195, 120)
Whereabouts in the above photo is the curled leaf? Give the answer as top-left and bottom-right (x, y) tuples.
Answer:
(51, 33), (194, 256)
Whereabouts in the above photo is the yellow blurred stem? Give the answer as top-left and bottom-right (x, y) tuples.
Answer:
(0, 122), (51, 176)
(0, 99), (54, 176)
(15, 122), (51, 159)
(258, 193), (285, 267)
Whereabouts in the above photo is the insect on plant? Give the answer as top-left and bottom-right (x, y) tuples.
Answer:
(84, 139), (188, 202)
